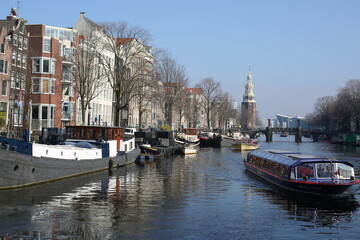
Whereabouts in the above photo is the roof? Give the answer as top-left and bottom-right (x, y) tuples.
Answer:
(249, 149), (353, 168)
(187, 88), (202, 94)
(116, 38), (135, 46)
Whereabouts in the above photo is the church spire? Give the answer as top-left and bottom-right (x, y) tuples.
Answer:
(243, 65), (255, 102)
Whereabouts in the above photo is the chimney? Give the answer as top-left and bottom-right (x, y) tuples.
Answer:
(7, 8), (18, 19)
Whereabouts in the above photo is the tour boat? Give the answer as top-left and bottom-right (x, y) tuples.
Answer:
(244, 149), (360, 198)
(0, 125), (140, 190)
(232, 138), (260, 151)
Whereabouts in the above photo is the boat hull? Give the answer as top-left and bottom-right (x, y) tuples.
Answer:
(244, 161), (359, 198)
(232, 143), (259, 151)
(0, 147), (140, 190)
(199, 136), (221, 148)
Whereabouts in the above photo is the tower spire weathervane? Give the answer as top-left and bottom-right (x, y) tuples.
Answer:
(15, 0), (23, 16)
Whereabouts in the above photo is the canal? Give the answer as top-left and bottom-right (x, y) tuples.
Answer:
(1, 135), (360, 239)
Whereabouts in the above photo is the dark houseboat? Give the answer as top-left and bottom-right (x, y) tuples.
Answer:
(0, 125), (140, 190)
(244, 149), (360, 198)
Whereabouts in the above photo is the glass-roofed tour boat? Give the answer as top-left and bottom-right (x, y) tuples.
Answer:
(244, 149), (360, 198)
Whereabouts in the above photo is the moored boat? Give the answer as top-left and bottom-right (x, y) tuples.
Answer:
(244, 149), (360, 198)
(176, 128), (200, 144)
(0, 125), (140, 190)
(198, 132), (221, 148)
(232, 138), (259, 151)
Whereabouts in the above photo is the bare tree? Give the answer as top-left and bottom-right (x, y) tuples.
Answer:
(73, 37), (107, 125)
(216, 91), (234, 132)
(173, 87), (189, 130)
(197, 77), (221, 130)
(336, 79), (360, 132)
(98, 21), (152, 126)
(153, 50), (188, 128)
(313, 96), (336, 131)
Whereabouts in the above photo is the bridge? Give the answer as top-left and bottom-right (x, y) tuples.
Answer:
(241, 119), (332, 143)
(242, 127), (331, 142)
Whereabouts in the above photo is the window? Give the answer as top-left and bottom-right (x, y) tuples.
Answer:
(13, 34), (18, 46)
(32, 78), (55, 94)
(21, 74), (26, 89)
(19, 24), (24, 34)
(10, 72), (15, 88)
(0, 60), (8, 74)
(62, 65), (73, 81)
(32, 78), (40, 93)
(17, 53), (21, 66)
(1, 80), (7, 95)
(32, 58), (56, 74)
(33, 59), (40, 73)
(0, 43), (5, 54)
(43, 59), (49, 72)
(43, 38), (51, 52)
(12, 52), (16, 65)
(16, 72), (21, 88)
(23, 38), (28, 49)
(18, 37), (23, 49)
(22, 54), (27, 68)
(296, 163), (315, 179)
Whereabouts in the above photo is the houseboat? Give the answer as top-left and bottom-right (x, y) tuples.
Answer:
(177, 128), (200, 144)
(244, 149), (360, 198)
(198, 132), (222, 148)
(0, 125), (140, 190)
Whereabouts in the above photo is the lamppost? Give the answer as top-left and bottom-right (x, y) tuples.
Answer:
(87, 104), (91, 126)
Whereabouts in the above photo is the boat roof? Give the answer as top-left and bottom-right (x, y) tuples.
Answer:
(249, 149), (352, 167)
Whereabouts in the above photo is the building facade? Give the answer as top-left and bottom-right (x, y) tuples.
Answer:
(26, 24), (78, 132)
(0, 8), (29, 133)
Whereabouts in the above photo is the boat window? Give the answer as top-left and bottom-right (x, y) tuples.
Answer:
(89, 128), (96, 139)
(336, 163), (353, 179)
(66, 127), (75, 138)
(296, 163), (314, 179)
(80, 129), (86, 139)
(290, 168), (295, 179)
(316, 163), (332, 178)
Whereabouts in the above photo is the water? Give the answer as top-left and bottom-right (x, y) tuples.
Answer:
(1, 135), (360, 239)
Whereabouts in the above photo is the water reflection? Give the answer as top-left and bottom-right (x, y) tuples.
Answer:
(0, 141), (360, 239)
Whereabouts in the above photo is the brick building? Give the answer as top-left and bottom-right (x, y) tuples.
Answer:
(26, 24), (78, 132)
(0, 8), (29, 133)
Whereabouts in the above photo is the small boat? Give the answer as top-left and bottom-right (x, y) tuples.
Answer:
(232, 138), (259, 151)
(174, 139), (199, 155)
(280, 131), (288, 137)
(0, 125), (140, 190)
(183, 142), (199, 155)
(244, 149), (360, 198)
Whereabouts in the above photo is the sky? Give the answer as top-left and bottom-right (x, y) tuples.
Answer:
(1, 0), (359, 120)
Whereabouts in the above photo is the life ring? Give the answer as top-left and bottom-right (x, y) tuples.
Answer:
(108, 158), (113, 169)
(1, 141), (8, 150)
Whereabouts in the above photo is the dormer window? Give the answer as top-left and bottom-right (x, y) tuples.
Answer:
(19, 24), (24, 34)
(13, 34), (18, 46)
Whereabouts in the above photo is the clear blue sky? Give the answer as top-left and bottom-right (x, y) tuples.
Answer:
(1, 0), (359, 120)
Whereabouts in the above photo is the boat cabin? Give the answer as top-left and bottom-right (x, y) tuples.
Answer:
(177, 128), (201, 142)
(247, 149), (355, 181)
(66, 126), (125, 151)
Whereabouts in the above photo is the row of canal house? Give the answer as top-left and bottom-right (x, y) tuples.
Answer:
(0, 9), (209, 136)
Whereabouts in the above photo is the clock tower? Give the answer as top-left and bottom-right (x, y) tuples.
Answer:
(241, 66), (256, 129)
